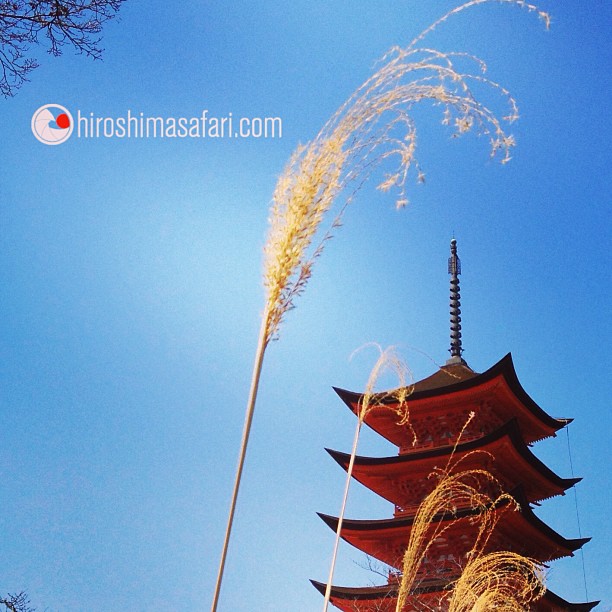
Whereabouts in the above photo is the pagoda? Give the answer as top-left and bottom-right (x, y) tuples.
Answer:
(313, 239), (598, 611)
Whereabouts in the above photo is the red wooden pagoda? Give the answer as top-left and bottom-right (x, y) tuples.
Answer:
(313, 239), (597, 611)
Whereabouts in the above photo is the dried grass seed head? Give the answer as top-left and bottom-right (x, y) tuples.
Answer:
(262, 0), (548, 343)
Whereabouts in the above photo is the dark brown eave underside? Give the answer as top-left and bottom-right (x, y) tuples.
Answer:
(309, 580), (600, 611)
(318, 487), (590, 556)
(334, 353), (571, 434)
(326, 418), (581, 496)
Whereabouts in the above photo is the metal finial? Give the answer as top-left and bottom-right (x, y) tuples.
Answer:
(447, 238), (464, 364)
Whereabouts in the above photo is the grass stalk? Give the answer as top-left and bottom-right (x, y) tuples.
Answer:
(212, 2), (549, 607)
(211, 314), (269, 612)
(323, 346), (412, 612)
(322, 416), (363, 612)
(448, 551), (545, 611)
(392, 431), (545, 611)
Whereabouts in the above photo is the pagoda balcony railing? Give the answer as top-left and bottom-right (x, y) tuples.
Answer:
(386, 565), (460, 586)
(400, 430), (482, 454)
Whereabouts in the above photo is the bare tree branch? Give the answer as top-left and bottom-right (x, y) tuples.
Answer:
(0, 592), (35, 612)
(0, 0), (126, 96)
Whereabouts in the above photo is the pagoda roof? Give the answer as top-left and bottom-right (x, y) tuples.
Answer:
(412, 360), (478, 391)
(334, 353), (570, 447)
(318, 489), (590, 569)
(310, 579), (600, 612)
(326, 419), (580, 508)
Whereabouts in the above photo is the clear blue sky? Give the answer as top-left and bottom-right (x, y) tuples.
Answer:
(1, 1), (610, 610)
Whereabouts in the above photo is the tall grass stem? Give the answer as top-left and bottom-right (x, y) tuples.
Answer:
(322, 418), (363, 611)
(211, 314), (269, 612)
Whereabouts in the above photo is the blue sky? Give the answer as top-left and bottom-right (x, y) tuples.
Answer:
(1, 1), (610, 610)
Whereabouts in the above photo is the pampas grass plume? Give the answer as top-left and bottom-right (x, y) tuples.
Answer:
(212, 2), (550, 609)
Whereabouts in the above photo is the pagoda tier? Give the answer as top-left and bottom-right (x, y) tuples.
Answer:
(310, 580), (600, 612)
(318, 489), (589, 571)
(334, 354), (570, 451)
(314, 241), (594, 610)
(326, 418), (580, 512)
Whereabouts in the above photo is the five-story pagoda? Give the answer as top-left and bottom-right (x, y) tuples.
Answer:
(312, 239), (597, 611)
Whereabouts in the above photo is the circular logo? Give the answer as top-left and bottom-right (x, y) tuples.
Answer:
(31, 104), (74, 145)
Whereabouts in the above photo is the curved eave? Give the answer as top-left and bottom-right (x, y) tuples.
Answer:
(326, 419), (580, 504)
(310, 578), (449, 599)
(334, 353), (570, 444)
(413, 354), (568, 427)
(544, 590), (600, 611)
(318, 488), (590, 562)
(310, 580), (600, 612)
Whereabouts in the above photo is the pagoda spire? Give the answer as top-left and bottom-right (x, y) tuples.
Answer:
(447, 238), (465, 365)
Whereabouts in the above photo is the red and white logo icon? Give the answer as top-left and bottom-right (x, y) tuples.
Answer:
(31, 104), (74, 145)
